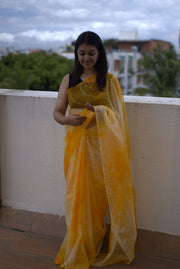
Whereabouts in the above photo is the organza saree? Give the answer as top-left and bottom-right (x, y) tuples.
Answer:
(55, 73), (137, 269)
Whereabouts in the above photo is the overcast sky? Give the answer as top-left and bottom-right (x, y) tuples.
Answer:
(0, 0), (180, 49)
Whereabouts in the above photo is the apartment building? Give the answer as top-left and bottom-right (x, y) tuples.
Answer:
(107, 39), (171, 95)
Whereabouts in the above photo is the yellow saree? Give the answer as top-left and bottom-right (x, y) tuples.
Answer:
(55, 73), (137, 269)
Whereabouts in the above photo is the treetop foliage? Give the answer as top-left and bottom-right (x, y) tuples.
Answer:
(134, 45), (180, 97)
(0, 51), (74, 91)
(103, 39), (118, 49)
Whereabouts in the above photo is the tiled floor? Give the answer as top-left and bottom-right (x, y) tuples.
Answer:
(0, 207), (180, 269)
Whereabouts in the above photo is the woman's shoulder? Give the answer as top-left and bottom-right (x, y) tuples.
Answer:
(59, 74), (69, 90)
(61, 73), (69, 84)
(63, 73), (70, 82)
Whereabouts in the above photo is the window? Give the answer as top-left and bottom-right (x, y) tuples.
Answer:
(114, 59), (120, 71)
(119, 56), (125, 73)
(128, 56), (133, 73)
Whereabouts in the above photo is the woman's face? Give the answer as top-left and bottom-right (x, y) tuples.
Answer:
(77, 43), (99, 71)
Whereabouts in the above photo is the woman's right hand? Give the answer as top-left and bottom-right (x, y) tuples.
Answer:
(65, 114), (87, 126)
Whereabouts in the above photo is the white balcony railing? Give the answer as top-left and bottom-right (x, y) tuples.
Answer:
(0, 89), (180, 236)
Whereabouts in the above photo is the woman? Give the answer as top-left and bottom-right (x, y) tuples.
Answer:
(53, 31), (137, 269)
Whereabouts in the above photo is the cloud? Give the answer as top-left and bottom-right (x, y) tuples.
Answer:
(0, 33), (14, 42)
(0, 0), (180, 49)
(18, 29), (76, 42)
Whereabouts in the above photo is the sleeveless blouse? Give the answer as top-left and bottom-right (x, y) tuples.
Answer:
(67, 73), (112, 108)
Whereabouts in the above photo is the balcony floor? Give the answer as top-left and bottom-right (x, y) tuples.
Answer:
(0, 207), (180, 269)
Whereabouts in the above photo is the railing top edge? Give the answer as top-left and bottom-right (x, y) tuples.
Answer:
(124, 95), (180, 105)
(0, 89), (180, 105)
(0, 89), (57, 98)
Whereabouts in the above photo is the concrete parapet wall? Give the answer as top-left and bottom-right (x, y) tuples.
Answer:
(0, 89), (180, 235)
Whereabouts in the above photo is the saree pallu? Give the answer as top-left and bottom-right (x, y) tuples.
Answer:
(55, 74), (137, 269)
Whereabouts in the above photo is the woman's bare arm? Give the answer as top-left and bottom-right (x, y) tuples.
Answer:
(53, 74), (87, 126)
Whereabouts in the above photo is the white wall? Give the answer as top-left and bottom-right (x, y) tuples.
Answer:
(0, 90), (180, 235)
(126, 96), (180, 236)
(0, 90), (66, 215)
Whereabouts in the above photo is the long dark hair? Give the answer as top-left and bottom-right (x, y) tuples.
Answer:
(71, 31), (108, 91)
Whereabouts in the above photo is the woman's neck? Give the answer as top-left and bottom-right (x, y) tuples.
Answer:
(81, 69), (96, 80)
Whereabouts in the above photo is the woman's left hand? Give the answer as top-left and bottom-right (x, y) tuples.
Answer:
(85, 103), (95, 112)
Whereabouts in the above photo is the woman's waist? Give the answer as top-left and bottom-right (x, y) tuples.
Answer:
(68, 107), (85, 114)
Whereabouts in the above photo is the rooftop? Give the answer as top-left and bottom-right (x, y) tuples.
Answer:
(0, 206), (180, 269)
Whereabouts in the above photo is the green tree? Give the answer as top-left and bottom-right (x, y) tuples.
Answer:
(0, 51), (74, 91)
(104, 39), (118, 49)
(134, 45), (180, 97)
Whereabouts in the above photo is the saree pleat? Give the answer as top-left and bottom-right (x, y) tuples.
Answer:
(55, 74), (137, 269)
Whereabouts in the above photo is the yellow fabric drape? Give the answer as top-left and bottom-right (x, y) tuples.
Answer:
(55, 73), (137, 269)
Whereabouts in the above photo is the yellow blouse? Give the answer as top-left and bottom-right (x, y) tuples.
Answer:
(67, 73), (112, 108)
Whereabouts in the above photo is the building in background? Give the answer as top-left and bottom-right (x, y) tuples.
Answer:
(117, 39), (170, 53)
(107, 47), (142, 95)
(107, 31), (171, 95)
